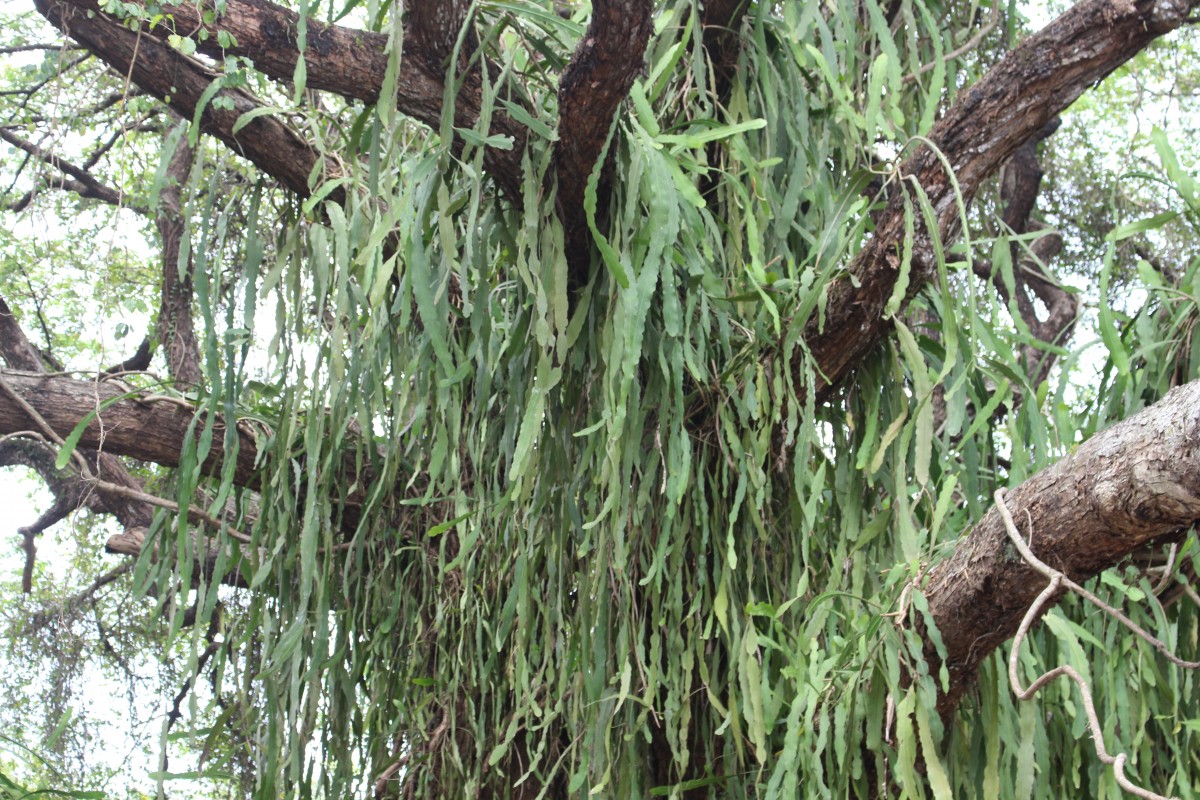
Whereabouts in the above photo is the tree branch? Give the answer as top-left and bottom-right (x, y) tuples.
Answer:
(0, 296), (47, 371)
(44, 0), (526, 196)
(926, 378), (1200, 719)
(82, 110), (156, 171)
(980, 118), (1080, 387)
(0, 43), (80, 54)
(154, 124), (202, 388)
(1, 294), (162, 534)
(0, 369), (262, 490)
(554, 0), (653, 290)
(0, 436), (135, 593)
(105, 526), (247, 590)
(0, 126), (140, 210)
(36, 0), (326, 199)
(49, 0), (391, 102)
(0, 52), (89, 101)
(102, 338), (153, 376)
(409, 0), (474, 71)
(803, 0), (1196, 400)
(27, 562), (133, 630)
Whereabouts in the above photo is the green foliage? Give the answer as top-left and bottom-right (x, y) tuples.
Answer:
(0, 734), (108, 800)
(1, 0), (1198, 798)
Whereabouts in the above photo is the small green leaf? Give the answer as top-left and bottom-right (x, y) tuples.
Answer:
(498, 99), (558, 141)
(657, 118), (766, 149)
(427, 512), (471, 538)
(232, 105), (282, 134)
(454, 127), (514, 150)
(1106, 211), (1179, 241)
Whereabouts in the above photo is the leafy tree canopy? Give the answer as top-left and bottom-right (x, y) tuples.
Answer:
(0, 0), (1199, 797)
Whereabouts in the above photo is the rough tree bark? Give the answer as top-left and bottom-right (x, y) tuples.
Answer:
(971, 118), (1079, 388)
(804, 0), (1195, 400)
(927, 379), (1200, 719)
(0, 366), (406, 545)
(154, 127), (204, 389)
(0, 303), (156, 536)
(0, 370), (262, 490)
(555, 0), (653, 287)
(35, 0), (325, 198)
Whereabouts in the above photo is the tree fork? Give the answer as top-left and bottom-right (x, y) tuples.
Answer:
(554, 0), (654, 291)
(802, 0), (1198, 402)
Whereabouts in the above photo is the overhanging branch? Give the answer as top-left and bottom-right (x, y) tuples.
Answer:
(36, 0), (326, 198)
(0, 368), (395, 541)
(927, 378), (1200, 719)
(0, 126), (143, 212)
(42, 0), (527, 196)
(803, 0), (1197, 400)
(0, 369), (262, 490)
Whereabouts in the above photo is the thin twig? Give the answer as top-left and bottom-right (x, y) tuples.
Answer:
(0, 127), (141, 211)
(999, 492), (1200, 670)
(1152, 543), (1178, 595)
(904, 1), (1001, 85)
(29, 562), (134, 630)
(0, 43), (81, 55)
